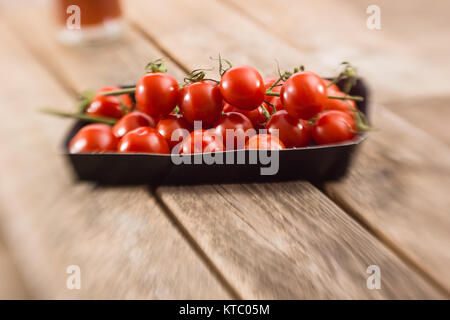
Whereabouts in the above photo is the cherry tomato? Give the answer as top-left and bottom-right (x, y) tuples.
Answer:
(246, 134), (285, 150)
(312, 110), (357, 145)
(97, 86), (133, 107)
(324, 90), (358, 116)
(86, 95), (123, 119)
(219, 66), (265, 110)
(118, 127), (170, 154)
(179, 130), (225, 154)
(213, 112), (255, 150)
(135, 73), (179, 118)
(86, 86), (133, 119)
(265, 110), (312, 148)
(179, 81), (223, 127)
(112, 111), (157, 139)
(156, 114), (192, 150)
(223, 103), (267, 129)
(280, 71), (327, 120)
(69, 123), (118, 153)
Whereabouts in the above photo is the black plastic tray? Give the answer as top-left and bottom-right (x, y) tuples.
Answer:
(63, 79), (370, 185)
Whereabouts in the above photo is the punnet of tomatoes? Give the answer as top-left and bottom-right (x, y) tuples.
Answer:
(44, 59), (369, 154)
(43, 58), (370, 183)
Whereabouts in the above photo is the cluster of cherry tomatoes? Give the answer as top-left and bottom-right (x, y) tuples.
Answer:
(63, 59), (366, 155)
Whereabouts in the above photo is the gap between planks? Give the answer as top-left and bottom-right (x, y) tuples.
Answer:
(0, 11), (233, 298)
(2, 0), (446, 298)
(123, 0), (449, 296)
(219, 0), (450, 296)
(323, 184), (450, 297)
(127, 3), (448, 296)
(150, 186), (242, 299)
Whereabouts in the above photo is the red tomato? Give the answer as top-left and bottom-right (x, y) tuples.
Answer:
(86, 95), (123, 119)
(156, 114), (192, 150)
(246, 134), (285, 150)
(312, 110), (357, 145)
(223, 103), (267, 129)
(179, 81), (223, 127)
(112, 111), (156, 139)
(280, 71), (327, 120)
(118, 127), (170, 154)
(213, 112), (255, 150)
(219, 66), (265, 110)
(97, 86), (133, 108)
(324, 90), (358, 116)
(69, 123), (118, 153)
(135, 73), (179, 118)
(86, 86), (133, 119)
(265, 110), (312, 148)
(179, 130), (225, 154)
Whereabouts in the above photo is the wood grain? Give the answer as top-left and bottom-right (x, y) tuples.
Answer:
(0, 17), (229, 299)
(3, 0), (448, 298)
(157, 183), (442, 299)
(326, 105), (450, 293)
(222, 0), (450, 102)
(125, 0), (445, 298)
(384, 95), (450, 147)
(216, 0), (450, 293)
(0, 233), (29, 299)
(0, 1), (186, 93)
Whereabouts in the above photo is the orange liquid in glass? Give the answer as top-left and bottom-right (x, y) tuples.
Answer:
(56, 0), (122, 27)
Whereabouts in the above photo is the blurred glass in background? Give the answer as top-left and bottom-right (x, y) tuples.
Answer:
(55, 0), (123, 45)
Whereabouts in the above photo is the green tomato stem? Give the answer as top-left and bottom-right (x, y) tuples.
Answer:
(260, 105), (271, 121)
(172, 106), (181, 114)
(268, 76), (283, 91)
(327, 95), (364, 102)
(263, 100), (277, 114)
(40, 108), (118, 125)
(100, 87), (136, 96)
(265, 90), (364, 102)
(265, 91), (280, 97)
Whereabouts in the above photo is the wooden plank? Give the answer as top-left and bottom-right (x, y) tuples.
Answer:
(325, 105), (450, 293)
(217, 0), (450, 293)
(157, 183), (442, 299)
(223, 0), (450, 145)
(0, 17), (229, 299)
(125, 0), (444, 298)
(0, 234), (29, 299)
(222, 0), (450, 102)
(384, 95), (450, 147)
(345, 0), (450, 64)
(0, 1), (186, 92)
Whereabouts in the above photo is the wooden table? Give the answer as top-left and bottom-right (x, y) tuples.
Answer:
(0, 0), (449, 299)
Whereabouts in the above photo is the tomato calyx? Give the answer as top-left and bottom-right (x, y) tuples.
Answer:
(183, 68), (219, 86)
(172, 106), (181, 114)
(352, 109), (371, 132)
(214, 53), (233, 76)
(327, 62), (357, 93)
(144, 58), (168, 74)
